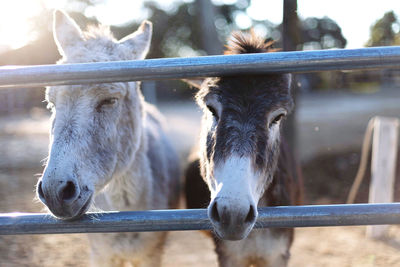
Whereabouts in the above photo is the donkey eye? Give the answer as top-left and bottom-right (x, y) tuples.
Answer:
(96, 97), (118, 111)
(271, 113), (285, 125)
(206, 105), (219, 120)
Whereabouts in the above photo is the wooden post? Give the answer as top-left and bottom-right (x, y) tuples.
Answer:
(367, 116), (399, 239)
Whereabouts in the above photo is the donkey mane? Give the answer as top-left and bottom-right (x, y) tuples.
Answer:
(196, 32), (288, 102)
(224, 31), (278, 55)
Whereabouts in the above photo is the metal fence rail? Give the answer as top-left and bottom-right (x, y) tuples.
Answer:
(1, 203), (400, 235)
(1, 46), (400, 235)
(0, 46), (400, 88)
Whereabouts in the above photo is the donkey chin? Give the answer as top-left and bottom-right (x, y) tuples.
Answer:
(37, 179), (94, 220)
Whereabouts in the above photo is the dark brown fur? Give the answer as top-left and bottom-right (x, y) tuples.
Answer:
(185, 31), (303, 266)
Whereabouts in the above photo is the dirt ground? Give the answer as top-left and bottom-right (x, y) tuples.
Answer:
(2, 167), (400, 267)
(1, 90), (400, 266)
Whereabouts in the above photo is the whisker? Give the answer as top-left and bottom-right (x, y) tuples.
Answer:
(40, 156), (48, 164)
(32, 194), (41, 204)
(254, 220), (263, 229)
(41, 206), (50, 214)
(87, 200), (105, 221)
(87, 212), (102, 221)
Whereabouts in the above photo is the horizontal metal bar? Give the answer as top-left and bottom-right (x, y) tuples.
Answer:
(1, 203), (400, 235)
(0, 46), (400, 88)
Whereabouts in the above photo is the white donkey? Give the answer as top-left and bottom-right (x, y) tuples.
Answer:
(36, 10), (180, 266)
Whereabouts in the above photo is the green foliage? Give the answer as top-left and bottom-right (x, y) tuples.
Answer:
(0, 0), (349, 94)
(300, 17), (347, 50)
(366, 11), (400, 47)
(3, 0), (348, 63)
(109, 1), (346, 58)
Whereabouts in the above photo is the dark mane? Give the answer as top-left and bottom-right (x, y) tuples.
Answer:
(224, 31), (278, 55)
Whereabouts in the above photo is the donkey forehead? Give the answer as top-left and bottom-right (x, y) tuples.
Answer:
(47, 83), (128, 103)
(62, 40), (133, 63)
(201, 75), (292, 109)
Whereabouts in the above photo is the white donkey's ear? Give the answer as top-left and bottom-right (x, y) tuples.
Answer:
(182, 78), (204, 89)
(53, 10), (84, 56)
(119, 20), (152, 60)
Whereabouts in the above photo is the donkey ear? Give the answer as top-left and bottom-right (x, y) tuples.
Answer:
(119, 21), (152, 60)
(182, 78), (204, 89)
(53, 10), (84, 56)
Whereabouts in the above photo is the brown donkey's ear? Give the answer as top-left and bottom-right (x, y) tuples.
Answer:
(181, 78), (204, 89)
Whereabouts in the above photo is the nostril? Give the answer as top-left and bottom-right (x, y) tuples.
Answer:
(37, 181), (45, 199)
(245, 204), (256, 223)
(59, 181), (77, 201)
(210, 202), (220, 223)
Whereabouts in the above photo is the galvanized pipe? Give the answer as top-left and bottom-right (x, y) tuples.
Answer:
(1, 203), (400, 235)
(0, 46), (400, 88)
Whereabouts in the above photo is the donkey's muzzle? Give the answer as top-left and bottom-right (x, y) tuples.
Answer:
(37, 179), (92, 220)
(208, 198), (257, 240)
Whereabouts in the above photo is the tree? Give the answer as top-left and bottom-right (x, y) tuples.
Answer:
(301, 17), (347, 49)
(366, 11), (400, 47)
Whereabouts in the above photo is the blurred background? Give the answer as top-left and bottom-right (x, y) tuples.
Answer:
(1, 0), (400, 266)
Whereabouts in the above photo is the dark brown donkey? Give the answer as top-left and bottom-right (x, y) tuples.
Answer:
(185, 32), (303, 267)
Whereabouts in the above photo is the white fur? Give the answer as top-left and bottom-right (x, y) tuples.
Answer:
(37, 10), (179, 267)
(212, 156), (257, 202)
(268, 123), (280, 146)
(207, 156), (259, 240)
(210, 158), (290, 266)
